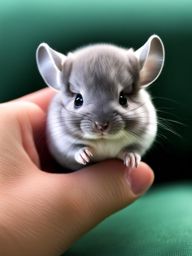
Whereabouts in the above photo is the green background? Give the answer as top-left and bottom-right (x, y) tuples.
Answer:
(65, 183), (192, 256)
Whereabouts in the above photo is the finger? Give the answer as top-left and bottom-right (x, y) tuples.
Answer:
(0, 101), (47, 168)
(15, 101), (54, 170)
(14, 88), (56, 112)
(71, 160), (154, 212)
(5, 96), (59, 170)
(55, 160), (154, 248)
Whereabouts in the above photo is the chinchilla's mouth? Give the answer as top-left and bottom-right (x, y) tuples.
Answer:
(83, 130), (124, 140)
(83, 132), (108, 140)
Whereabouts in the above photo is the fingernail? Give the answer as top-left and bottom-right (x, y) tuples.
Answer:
(127, 166), (153, 195)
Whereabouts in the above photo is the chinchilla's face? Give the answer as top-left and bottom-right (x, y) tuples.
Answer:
(61, 45), (151, 140)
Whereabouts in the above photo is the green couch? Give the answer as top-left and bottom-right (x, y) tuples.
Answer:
(1, 0), (192, 255)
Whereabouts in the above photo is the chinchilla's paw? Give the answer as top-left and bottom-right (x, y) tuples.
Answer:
(75, 147), (93, 165)
(122, 152), (141, 168)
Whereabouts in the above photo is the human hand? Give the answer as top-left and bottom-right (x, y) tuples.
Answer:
(0, 88), (154, 256)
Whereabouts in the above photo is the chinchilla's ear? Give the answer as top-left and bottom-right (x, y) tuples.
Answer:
(36, 43), (68, 90)
(134, 35), (165, 87)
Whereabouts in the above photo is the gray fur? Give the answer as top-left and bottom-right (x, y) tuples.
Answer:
(36, 35), (165, 170)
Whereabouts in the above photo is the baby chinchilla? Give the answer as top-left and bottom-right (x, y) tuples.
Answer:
(36, 35), (165, 170)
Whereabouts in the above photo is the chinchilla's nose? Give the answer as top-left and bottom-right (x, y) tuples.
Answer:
(94, 121), (109, 132)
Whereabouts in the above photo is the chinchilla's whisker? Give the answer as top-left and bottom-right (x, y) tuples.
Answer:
(128, 103), (147, 112)
(158, 116), (185, 126)
(50, 128), (82, 137)
(152, 96), (181, 104)
(157, 121), (181, 138)
(123, 129), (142, 142)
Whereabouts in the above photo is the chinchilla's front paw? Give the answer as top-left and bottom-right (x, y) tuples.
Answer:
(75, 147), (94, 165)
(120, 151), (141, 168)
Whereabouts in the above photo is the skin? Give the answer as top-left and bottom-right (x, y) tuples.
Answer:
(0, 88), (154, 256)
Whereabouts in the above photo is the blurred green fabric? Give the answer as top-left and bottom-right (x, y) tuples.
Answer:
(65, 183), (192, 256)
(1, 0), (192, 255)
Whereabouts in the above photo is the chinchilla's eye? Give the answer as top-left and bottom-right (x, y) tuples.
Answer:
(74, 93), (83, 108)
(119, 92), (128, 107)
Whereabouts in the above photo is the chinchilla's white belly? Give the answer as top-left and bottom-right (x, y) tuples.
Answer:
(85, 132), (137, 161)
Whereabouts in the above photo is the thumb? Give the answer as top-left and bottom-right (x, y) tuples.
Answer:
(67, 160), (154, 235)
